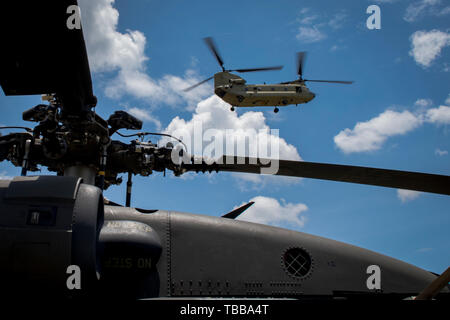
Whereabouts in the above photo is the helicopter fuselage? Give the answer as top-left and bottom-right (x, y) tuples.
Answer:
(213, 72), (315, 108)
(0, 175), (443, 299)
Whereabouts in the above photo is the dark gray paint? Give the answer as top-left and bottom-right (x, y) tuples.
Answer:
(104, 205), (445, 298)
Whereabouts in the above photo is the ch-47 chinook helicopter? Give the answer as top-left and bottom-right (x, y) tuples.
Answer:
(0, 1), (449, 301)
(184, 37), (353, 113)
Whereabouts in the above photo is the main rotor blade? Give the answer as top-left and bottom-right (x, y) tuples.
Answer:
(231, 66), (283, 73)
(0, 0), (96, 114)
(183, 76), (214, 92)
(304, 79), (354, 84)
(204, 37), (225, 70)
(415, 267), (450, 300)
(182, 156), (450, 196)
(297, 52), (306, 78)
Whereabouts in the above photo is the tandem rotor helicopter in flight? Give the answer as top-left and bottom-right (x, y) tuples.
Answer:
(0, 1), (449, 300)
(184, 37), (354, 113)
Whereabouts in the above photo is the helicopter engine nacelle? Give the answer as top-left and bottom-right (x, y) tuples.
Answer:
(214, 72), (246, 87)
(0, 176), (104, 296)
(228, 78), (246, 85)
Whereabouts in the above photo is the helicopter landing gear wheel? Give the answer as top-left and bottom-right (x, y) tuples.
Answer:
(274, 107), (279, 113)
(230, 106), (235, 111)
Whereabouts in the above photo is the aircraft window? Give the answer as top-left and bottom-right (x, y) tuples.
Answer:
(283, 248), (311, 278)
(271, 88), (275, 91)
(284, 88), (287, 91)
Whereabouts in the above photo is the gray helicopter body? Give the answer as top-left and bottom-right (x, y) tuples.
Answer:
(0, 176), (441, 299)
(104, 205), (439, 298)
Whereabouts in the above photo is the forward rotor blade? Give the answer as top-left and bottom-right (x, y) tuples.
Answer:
(182, 156), (450, 196)
(183, 76), (214, 92)
(231, 66), (283, 73)
(0, 0), (96, 114)
(304, 79), (354, 84)
(204, 37), (225, 70)
(297, 52), (306, 78)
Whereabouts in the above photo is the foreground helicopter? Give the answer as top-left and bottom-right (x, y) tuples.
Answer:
(0, 1), (449, 300)
(184, 37), (353, 113)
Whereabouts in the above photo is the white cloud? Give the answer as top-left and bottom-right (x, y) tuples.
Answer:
(297, 8), (319, 25)
(296, 26), (326, 43)
(0, 171), (13, 180)
(127, 107), (161, 130)
(334, 110), (422, 153)
(163, 95), (301, 186)
(78, 0), (147, 73)
(404, 0), (442, 22)
(438, 6), (450, 15)
(425, 105), (450, 124)
(435, 148), (448, 156)
(78, 0), (210, 109)
(237, 196), (308, 228)
(164, 95), (301, 160)
(414, 98), (433, 108)
(397, 189), (422, 202)
(409, 30), (450, 67)
(414, 98), (433, 114)
(295, 8), (346, 43)
(334, 98), (450, 153)
(328, 12), (347, 29)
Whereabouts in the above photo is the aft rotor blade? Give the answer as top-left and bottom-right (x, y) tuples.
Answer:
(0, 0), (96, 114)
(183, 76), (214, 92)
(182, 156), (450, 196)
(204, 37), (225, 70)
(231, 66), (283, 73)
(297, 52), (306, 78)
(304, 79), (354, 84)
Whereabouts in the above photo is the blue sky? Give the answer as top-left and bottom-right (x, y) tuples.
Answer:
(1, 0), (449, 274)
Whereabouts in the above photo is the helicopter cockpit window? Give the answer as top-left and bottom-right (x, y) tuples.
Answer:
(296, 87), (302, 93)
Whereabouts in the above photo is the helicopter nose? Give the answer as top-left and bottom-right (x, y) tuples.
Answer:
(309, 92), (316, 101)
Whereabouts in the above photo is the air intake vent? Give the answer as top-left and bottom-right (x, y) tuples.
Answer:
(283, 248), (312, 278)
